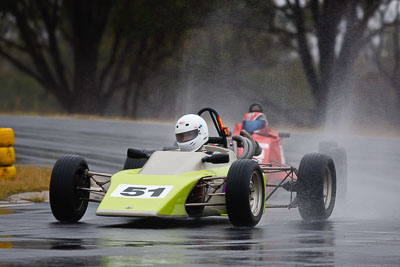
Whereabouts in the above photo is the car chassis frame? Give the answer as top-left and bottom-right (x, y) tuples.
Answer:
(82, 163), (299, 212)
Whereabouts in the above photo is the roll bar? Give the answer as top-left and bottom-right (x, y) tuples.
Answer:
(197, 107), (229, 148)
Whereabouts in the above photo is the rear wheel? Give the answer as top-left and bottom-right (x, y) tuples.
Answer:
(329, 148), (347, 200)
(318, 141), (338, 154)
(50, 155), (90, 222)
(319, 142), (347, 200)
(123, 157), (147, 170)
(297, 153), (336, 221)
(226, 159), (265, 227)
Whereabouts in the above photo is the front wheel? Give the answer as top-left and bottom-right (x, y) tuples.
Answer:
(297, 153), (336, 221)
(226, 159), (265, 227)
(49, 154), (90, 222)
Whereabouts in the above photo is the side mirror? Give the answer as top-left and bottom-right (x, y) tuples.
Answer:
(202, 153), (230, 164)
(278, 132), (291, 138)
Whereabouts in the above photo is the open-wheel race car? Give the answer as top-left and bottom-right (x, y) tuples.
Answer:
(49, 107), (337, 227)
(232, 103), (347, 200)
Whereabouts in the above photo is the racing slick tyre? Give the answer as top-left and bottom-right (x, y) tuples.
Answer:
(297, 153), (336, 221)
(0, 128), (14, 147)
(123, 158), (147, 170)
(318, 141), (338, 154)
(319, 142), (347, 201)
(226, 159), (265, 227)
(329, 148), (347, 201)
(0, 147), (15, 166)
(50, 154), (90, 222)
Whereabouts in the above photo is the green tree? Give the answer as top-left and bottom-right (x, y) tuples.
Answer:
(370, 1), (400, 110)
(0, 0), (211, 115)
(271, 0), (385, 124)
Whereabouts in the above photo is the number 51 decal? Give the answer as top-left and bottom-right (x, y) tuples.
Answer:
(110, 184), (173, 199)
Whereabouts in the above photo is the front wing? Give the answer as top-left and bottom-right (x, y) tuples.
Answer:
(96, 167), (230, 218)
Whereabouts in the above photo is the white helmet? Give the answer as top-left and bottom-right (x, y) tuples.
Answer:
(175, 114), (209, 151)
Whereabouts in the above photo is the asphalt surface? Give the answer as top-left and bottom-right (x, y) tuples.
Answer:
(0, 115), (176, 172)
(1, 114), (400, 266)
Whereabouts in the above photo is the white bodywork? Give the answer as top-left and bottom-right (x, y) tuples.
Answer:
(140, 145), (237, 175)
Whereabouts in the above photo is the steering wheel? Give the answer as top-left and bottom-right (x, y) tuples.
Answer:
(197, 107), (229, 148)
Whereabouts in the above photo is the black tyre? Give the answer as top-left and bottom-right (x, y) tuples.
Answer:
(49, 155), (90, 222)
(226, 159), (265, 227)
(318, 141), (338, 154)
(297, 153), (336, 221)
(123, 157), (147, 170)
(319, 142), (347, 200)
(329, 148), (347, 200)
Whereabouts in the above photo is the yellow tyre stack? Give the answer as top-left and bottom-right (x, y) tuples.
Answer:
(0, 128), (16, 180)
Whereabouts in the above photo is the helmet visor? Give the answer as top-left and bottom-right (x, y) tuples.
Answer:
(176, 129), (199, 143)
(242, 120), (266, 134)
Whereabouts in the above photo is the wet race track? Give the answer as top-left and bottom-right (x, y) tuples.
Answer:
(1, 115), (400, 266)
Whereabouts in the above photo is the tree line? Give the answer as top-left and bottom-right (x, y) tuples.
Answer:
(0, 0), (399, 126)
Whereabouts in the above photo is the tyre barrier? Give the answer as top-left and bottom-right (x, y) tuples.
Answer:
(0, 147), (15, 166)
(0, 128), (14, 147)
(0, 166), (16, 180)
(0, 128), (16, 180)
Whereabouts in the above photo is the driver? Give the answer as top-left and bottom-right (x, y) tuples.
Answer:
(175, 114), (209, 151)
(242, 104), (269, 135)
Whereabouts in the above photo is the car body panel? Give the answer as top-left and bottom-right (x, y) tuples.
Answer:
(96, 151), (232, 218)
(233, 123), (284, 164)
(233, 123), (287, 187)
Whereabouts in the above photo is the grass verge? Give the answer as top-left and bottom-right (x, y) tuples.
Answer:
(0, 165), (51, 200)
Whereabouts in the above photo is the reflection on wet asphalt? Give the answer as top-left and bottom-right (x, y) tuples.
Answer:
(1, 115), (400, 266)
(1, 203), (400, 266)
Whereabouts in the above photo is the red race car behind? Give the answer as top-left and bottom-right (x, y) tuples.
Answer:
(232, 103), (346, 200)
(232, 104), (291, 188)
